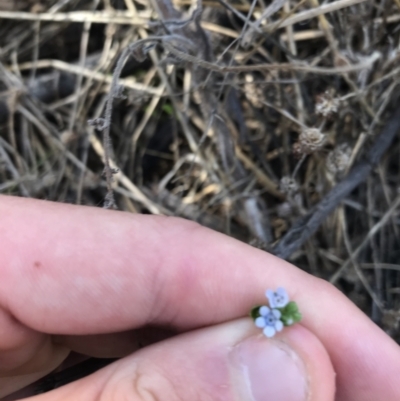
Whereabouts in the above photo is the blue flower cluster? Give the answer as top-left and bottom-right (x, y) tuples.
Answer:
(251, 287), (301, 338)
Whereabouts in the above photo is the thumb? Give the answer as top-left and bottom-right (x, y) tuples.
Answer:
(29, 319), (335, 401)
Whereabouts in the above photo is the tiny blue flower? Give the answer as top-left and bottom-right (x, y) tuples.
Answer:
(266, 287), (290, 308)
(254, 306), (284, 338)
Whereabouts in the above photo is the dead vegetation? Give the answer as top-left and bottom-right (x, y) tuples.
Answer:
(0, 0), (400, 339)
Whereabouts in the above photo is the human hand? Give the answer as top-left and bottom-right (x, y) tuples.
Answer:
(0, 196), (399, 401)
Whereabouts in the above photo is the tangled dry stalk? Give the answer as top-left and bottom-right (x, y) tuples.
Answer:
(0, 0), (400, 345)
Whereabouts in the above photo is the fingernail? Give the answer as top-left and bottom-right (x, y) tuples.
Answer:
(231, 336), (308, 401)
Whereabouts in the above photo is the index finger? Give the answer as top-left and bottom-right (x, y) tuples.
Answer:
(0, 195), (399, 401)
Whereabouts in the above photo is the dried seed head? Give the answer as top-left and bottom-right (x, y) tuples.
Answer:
(279, 176), (299, 196)
(244, 74), (263, 108)
(315, 91), (340, 117)
(326, 144), (352, 176)
(294, 128), (326, 155)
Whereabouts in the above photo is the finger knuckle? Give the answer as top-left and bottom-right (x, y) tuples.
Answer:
(133, 363), (178, 401)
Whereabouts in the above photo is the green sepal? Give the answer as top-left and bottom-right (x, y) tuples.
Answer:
(292, 312), (302, 322)
(279, 301), (302, 326)
(250, 305), (262, 320)
(282, 301), (299, 314)
(280, 315), (292, 326)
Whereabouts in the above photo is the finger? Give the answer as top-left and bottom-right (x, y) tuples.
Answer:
(53, 327), (176, 358)
(20, 320), (336, 401)
(0, 196), (399, 401)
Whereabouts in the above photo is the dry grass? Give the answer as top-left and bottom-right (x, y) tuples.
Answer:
(0, 0), (399, 343)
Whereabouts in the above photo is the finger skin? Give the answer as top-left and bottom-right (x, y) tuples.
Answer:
(0, 196), (399, 400)
(15, 321), (336, 401)
(53, 327), (176, 358)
